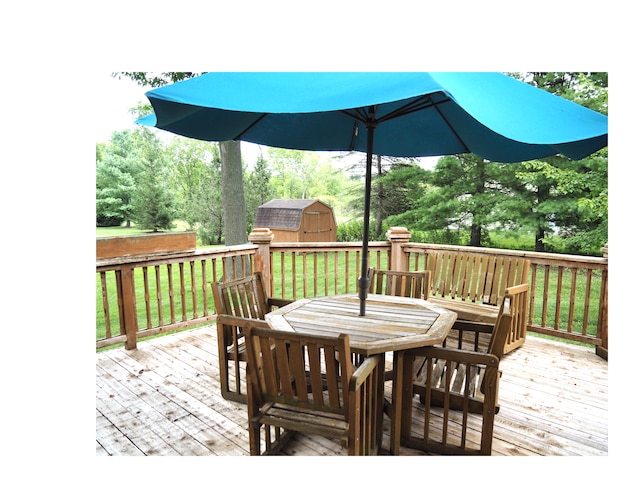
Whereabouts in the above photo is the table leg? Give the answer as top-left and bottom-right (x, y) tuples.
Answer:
(390, 351), (404, 455)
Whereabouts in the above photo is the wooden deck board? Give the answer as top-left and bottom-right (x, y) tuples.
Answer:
(95, 325), (608, 456)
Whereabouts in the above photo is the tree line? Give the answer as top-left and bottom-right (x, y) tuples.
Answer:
(97, 72), (608, 256)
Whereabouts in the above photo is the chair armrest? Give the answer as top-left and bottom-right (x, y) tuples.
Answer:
(267, 297), (294, 309)
(505, 283), (530, 296)
(349, 354), (384, 391)
(217, 314), (268, 330)
(451, 319), (495, 334)
(411, 345), (499, 367)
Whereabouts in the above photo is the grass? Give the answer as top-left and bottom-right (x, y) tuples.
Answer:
(96, 222), (189, 238)
(271, 250), (364, 299)
(96, 260), (219, 341)
(529, 265), (603, 338)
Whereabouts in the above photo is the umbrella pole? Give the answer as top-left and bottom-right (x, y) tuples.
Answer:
(359, 119), (375, 316)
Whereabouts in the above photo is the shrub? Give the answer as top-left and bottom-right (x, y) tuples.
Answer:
(96, 214), (124, 227)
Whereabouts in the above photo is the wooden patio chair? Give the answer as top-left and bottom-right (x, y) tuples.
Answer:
(369, 268), (431, 300)
(212, 271), (292, 320)
(399, 284), (529, 455)
(212, 272), (293, 403)
(244, 325), (385, 455)
(368, 269), (432, 382)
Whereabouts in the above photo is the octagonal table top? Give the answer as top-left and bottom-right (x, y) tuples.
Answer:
(265, 293), (457, 356)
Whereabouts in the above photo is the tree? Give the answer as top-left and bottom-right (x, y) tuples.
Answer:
(373, 159), (427, 237)
(267, 147), (314, 199)
(190, 155), (225, 245)
(391, 73), (608, 254)
(164, 136), (224, 244)
(96, 130), (142, 227)
(117, 72), (247, 247)
(220, 140), (247, 245)
(418, 154), (505, 247)
(166, 137), (219, 227)
(130, 129), (177, 231)
(510, 153), (608, 255)
(342, 153), (421, 238)
(501, 72), (609, 253)
(245, 152), (274, 230)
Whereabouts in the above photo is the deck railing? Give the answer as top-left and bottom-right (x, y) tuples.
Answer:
(96, 228), (608, 358)
(96, 244), (258, 350)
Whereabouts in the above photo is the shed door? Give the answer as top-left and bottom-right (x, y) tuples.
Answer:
(303, 211), (331, 242)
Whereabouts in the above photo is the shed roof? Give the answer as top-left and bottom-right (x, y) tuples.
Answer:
(254, 199), (328, 231)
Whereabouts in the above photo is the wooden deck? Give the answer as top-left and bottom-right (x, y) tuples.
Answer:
(96, 325), (608, 457)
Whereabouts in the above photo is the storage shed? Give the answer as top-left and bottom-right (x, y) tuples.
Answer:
(254, 199), (337, 242)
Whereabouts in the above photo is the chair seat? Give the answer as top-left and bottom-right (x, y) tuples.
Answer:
(225, 339), (247, 360)
(412, 357), (501, 414)
(252, 402), (350, 442)
(428, 297), (499, 323)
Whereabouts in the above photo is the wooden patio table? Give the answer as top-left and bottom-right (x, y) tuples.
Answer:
(265, 293), (457, 455)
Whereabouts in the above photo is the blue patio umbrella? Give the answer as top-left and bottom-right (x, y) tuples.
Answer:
(137, 72), (608, 315)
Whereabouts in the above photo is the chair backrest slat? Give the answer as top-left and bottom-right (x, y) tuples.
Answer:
(368, 269), (431, 300)
(245, 326), (352, 417)
(212, 272), (270, 320)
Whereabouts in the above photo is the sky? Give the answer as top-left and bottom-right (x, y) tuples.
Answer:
(95, 74), (150, 143)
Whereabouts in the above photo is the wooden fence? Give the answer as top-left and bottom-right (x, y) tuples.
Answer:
(96, 228), (608, 359)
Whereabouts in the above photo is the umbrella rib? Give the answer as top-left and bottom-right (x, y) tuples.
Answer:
(341, 95), (452, 124)
(340, 96), (469, 154)
(379, 94), (471, 153)
(432, 103), (471, 153)
(377, 94), (450, 123)
(233, 113), (269, 140)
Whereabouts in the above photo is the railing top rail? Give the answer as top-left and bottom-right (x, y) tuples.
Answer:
(96, 244), (258, 269)
(269, 241), (389, 250)
(403, 242), (607, 267)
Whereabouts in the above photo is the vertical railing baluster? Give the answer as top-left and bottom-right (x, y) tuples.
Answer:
(155, 265), (163, 327)
(529, 265), (537, 327)
(334, 251), (339, 295)
(142, 266), (152, 329)
(179, 262), (187, 321)
(541, 265), (550, 328)
(100, 272), (111, 339)
(583, 269), (593, 336)
(323, 251), (329, 295)
(190, 260), (197, 319)
(554, 266), (563, 331)
(291, 252), (297, 299)
(302, 252), (308, 298)
(201, 259), (208, 317)
(567, 267), (578, 333)
(345, 251), (350, 293)
(167, 263), (175, 324)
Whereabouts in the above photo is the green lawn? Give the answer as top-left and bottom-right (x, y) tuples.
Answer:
(96, 222), (189, 238)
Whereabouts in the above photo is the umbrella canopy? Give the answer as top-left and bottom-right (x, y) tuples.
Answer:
(137, 72), (608, 314)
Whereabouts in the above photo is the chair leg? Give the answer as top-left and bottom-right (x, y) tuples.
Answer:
(219, 357), (248, 403)
(219, 357), (230, 397)
(249, 420), (261, 455)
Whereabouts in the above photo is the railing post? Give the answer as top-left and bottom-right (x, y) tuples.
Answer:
(249, 228), (274, 295)
(386, 227), (411, 272)
(597, 243), (608, 359)
(120, 265), (138, 350)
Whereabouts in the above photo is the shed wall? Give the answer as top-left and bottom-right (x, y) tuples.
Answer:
(255, 199), (337, 243)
